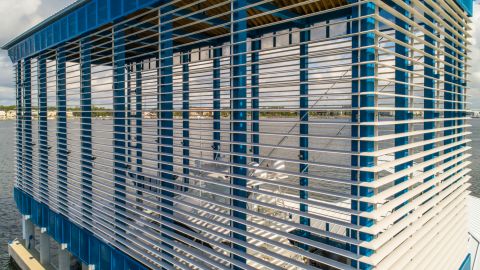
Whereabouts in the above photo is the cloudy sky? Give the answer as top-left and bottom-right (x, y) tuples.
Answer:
(0, 0), (479, 108)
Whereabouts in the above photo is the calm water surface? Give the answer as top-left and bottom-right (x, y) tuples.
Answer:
(0, 119), (479, 269)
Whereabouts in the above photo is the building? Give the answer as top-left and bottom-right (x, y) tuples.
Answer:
(7, 110), (16, 119)
(2, 0), (472, 269)
(0, 111), (6, 119)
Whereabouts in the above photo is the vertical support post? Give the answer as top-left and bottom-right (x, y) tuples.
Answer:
(57, 48), (68, 214)
(16, 61), (23, 190)
(80, 39), (93, 226)
(213, 47), (222, 160)
(251, 38), (260, 163)
(58, 245), (71, 270)
(23, 216), (34, 250)
(38, 55), (49, 204)
(135, 63), (144, 205)
(393, 0), (411, 200)
(113, 26), (127, 234)
(231, 0), (248, 267)
(23, 58), (33, 192)
(182, 52), (190, 191)
(351, 2), (375, 269)
(423, 4), (437, 184)
(159, 4), (175, 266)
(39, 228), (50, 265)
(299, 27), (310, 234)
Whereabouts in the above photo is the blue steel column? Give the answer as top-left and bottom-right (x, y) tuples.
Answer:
(80, 39), (93, 226)
(456, 29), (465, 153)
(444, 29), (455, 161)
(394, 1), (411, 199)
(423, 5), (436, 184)
(56, 48), (68, 214)
(182, 52), (190, 191)
(213, 47), (222, 160)
(24, 58), (33, 194)
(231, 0), (248, 267)
(113, 26), (128, 234)
(351, 2), (375, 269)
(38, 55), (49, 205)
(251, 39), (260, 163)
(135, 63), (144, 204)
(127, 65), (132, 170)
(159, 4), (175, 266)
(299, 27), (310, 235)
(16, 62), (23, 190)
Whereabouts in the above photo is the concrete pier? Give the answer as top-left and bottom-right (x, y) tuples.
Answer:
(58, 244), (70, 270)
(39, 228), (50, 265)
(22, 216), (34, 250)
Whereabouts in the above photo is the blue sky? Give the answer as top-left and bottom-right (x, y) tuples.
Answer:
(0, 0), (479, 109)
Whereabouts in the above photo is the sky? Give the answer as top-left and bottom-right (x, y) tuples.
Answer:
(0, 0), (479, 108)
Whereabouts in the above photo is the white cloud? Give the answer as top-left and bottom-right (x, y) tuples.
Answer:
(0, 0), (75, 105)
(468, 3), (480, 109)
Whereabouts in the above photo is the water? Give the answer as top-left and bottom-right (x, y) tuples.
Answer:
(0, 119), (478, 269)
(0, 121), (21, 270)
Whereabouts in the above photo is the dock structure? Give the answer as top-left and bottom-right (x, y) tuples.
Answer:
(1, 0), (473, 269)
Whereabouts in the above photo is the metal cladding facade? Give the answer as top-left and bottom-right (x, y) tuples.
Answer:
(3, 0), (473, 269)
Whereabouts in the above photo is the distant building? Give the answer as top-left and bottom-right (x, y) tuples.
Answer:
(47, 111), (57, 119)
(0, 111), (6, 119)
(6, 110), (16, 119)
